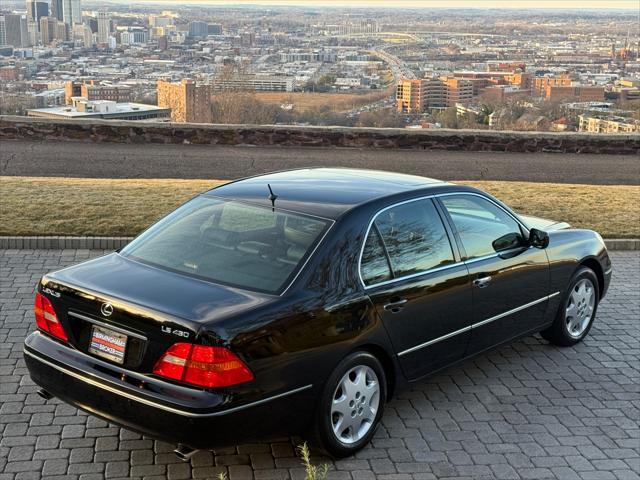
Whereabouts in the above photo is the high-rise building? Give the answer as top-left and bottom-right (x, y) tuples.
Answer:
(0, 17), (7, 47)
(396, 77), (473, 113)
(39, 16), (54, 43)
(207, 23), (222, 35)
(73, 23), (93, 46)
(27, 20), (38, 45)
(26, 1), (48, 25)
(4, 14), (28, 47)
(121, 29), (147, 45)
(96, 11), (110, 43)
(157, 79), (213, 123)
(62, 0), (81, 25)
(50, 0), (64, 21)
(188, 21), (208, 38)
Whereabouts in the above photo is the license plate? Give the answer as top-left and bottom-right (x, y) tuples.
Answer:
(89, 325), (127, 364)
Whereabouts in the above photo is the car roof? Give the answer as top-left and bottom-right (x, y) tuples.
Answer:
(204, 168), (450, 219)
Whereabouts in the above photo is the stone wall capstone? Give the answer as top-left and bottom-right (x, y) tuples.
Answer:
(0, 115), (638, 155)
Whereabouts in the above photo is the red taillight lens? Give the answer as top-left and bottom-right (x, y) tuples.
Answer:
(153, 343), (254, 389)
(34, 292), (68, 342)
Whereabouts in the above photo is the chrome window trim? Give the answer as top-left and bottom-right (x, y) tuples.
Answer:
(68, 311), (147, 341)
(358, 192), (530, 290)
(397, 292), (560, 357)
(23, 347), (312, 418)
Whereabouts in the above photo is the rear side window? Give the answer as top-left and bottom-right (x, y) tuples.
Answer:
(440, 194), (525, 259)
(361, 228), (392, 286)
(360, 199), (455, 285)
(120, 196), (329, 294)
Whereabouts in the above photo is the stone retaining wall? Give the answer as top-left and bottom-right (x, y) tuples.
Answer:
(0, 236), (637, 250)
(1, 115), (638, 154)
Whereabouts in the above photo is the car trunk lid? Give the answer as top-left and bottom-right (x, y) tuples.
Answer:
(40, 253), (275, 373)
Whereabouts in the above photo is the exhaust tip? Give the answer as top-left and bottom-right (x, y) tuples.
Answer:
(37, 389), (54, 400)
(174, 444), (197, 462)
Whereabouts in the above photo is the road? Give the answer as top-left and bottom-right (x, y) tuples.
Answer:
(1, 249), (638, 479)
(1, 139), (638, 184)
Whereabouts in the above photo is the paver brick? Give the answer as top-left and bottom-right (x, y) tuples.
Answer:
(0, 249), (639, 480)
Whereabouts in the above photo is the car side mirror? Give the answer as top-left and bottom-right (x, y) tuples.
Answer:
(529, 228), (549, 249)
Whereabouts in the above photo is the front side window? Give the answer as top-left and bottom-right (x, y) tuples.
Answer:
(440, 194), (525, 259)
(361, 199), (455, 285)
(121, 196), (329, 294)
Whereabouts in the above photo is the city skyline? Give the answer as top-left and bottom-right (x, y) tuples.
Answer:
(113, 0), (639, 9)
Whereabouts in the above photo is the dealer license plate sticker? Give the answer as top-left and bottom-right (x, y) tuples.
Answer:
(88, 325), (127, 364)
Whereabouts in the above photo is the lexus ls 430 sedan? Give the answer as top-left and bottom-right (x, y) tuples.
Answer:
(25, 168), (611, 458)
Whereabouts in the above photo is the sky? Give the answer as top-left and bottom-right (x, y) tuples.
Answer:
(133, 0), (640, 8)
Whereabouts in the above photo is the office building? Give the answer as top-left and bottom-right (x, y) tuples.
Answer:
(50, 0), (64, 21)
(532, 74), (572, 97)
(188, 21), (208, 38)
(157, 79), (213, 123)
(0, 17), (6, 47)
(396, 77), (473, 113)
(4, 14), (28, 47)
(27, 99), (170, 120)
(121, 29), (147, 45)
(96, 11), (109, 43)
(545, 85), (604, 102)
(64, 80), (132, 104)
(26, 0), (49, 24)
(62, 0), (81, 25)
(207, 23), (222, 35)
(73, 23), (93, 46)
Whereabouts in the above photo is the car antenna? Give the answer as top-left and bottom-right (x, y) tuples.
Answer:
(267, 184), (278, 211)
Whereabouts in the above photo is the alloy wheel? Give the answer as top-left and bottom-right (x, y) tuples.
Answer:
(565, 278), (596, 338)
(330, 365), (380, 444)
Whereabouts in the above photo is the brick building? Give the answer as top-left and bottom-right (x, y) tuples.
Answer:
(157, 79), (213, 123)
(396, 77), (473, 113)
(532, 75), (572, 97)
(64, 81), (132, 105)
(545, 85), (605, 103)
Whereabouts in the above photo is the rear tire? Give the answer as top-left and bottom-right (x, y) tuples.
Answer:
(541, 267), (599, 347)
(314, 351), (386, 458)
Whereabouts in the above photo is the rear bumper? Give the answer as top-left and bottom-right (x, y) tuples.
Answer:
(24, 332), (314, 448)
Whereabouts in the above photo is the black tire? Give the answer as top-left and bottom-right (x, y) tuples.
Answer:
(541, 267), (600, 347)
(314, 351), (387, 458)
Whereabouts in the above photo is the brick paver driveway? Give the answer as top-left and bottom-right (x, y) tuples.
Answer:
(1, 249), (638, 480)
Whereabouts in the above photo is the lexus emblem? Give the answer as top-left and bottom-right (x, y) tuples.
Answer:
(100, 303), (113, 317)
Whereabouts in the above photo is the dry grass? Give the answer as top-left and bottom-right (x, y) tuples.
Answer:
(463, 181), (639, 239)
(1, 177), (638, 238)
(255, 89), (392, 113)
(0, 177), (224, 237)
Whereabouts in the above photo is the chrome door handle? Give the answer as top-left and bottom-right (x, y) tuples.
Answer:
(473, 276), (492, 288)
(383, 298), (407, 313)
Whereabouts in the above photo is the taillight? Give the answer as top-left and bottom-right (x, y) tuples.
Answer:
(34, 292), (68, 342)
(153, 343), (254, 388)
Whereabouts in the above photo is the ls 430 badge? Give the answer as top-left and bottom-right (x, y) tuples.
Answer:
(161, 326), (189, 338)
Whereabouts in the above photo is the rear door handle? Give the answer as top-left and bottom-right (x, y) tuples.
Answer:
(473, 276), (492, 288)
(383, 298), (407, 313)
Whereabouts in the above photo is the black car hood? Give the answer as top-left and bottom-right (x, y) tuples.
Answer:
(46, 253), (276, 326)
(519, 214), (571, 232)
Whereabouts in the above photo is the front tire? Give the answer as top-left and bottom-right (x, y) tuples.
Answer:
(314, 352), (386, 458)
(541, 267), (599, 347)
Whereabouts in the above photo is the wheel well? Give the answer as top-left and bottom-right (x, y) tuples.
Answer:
(354, 344), (397, 401)
(579, 258), (604, 297)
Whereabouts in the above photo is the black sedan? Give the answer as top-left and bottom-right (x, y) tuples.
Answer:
(24, 168), (612, 458)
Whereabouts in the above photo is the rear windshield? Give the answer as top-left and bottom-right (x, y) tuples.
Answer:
(120, 196), (330, 294)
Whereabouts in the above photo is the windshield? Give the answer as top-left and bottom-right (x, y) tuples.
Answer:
(120, 195), (330, 294)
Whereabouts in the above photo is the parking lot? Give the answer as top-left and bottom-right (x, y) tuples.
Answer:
(1, 249), (638, 480)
